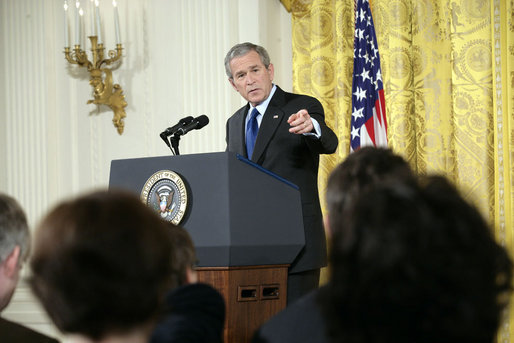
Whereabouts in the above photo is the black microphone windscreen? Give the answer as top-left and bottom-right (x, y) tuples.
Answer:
(196, 115), (209, 129)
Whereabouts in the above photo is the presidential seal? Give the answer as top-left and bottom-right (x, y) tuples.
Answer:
(141, 170), (188, 225)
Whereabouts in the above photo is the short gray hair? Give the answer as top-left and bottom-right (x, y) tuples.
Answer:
(224, 42), (271, 79)
(0, 194), (30, 265)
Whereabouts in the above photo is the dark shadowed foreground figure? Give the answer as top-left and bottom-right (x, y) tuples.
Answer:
(150, 225), (225, 343)
(29, 190), (173, 343)
(0, 193), (59, 343)
(320, 175), (513, 343)
(253, 147), (416, 343)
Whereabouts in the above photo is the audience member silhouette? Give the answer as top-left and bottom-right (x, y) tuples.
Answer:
(150, 224), (226, 343)
(0, 193), (59, 343)
(167, 224), (199, 287)
(320, 175), (513, 343)
(253, 147), (416, 343)
(29, 190), (174, 343)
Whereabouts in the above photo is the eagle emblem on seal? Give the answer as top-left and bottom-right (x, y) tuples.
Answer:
(140, 170), (188, 224)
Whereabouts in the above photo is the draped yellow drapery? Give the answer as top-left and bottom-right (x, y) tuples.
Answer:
(280, 0), (514, 339)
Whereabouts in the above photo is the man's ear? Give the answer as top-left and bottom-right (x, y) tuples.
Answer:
(3, 246), (21, 278)
(267, 63), (274, 82)
(185, 267), (198, 284)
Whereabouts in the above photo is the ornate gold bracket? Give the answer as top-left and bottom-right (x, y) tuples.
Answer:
(64, 36), (127, 134)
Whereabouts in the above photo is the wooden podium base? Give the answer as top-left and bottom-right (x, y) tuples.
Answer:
(197, 264), (288, 343)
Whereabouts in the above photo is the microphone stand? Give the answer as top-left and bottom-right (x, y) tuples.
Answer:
(169, 134), (181, 155)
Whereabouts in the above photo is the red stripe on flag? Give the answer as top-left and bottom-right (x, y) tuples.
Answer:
(365, 116), (376, 146)
(377, 89), (387, 133)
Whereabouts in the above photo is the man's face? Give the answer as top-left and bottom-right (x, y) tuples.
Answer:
(228, 50), (274, 107)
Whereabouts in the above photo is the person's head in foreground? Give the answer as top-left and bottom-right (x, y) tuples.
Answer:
(29, 190), (174, 343)
(167, 224), (198, 287)
(321, 175), (513, 343)
(324, 146), (416, 235)
(0, 193), (30, 312)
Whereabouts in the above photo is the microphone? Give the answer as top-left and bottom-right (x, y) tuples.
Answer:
(160, 131), (171, 147)
(175, 115), (209, 136)
(161, 116), (195, 137)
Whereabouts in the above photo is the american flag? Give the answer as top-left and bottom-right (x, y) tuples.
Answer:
(350, 0), (387, 152)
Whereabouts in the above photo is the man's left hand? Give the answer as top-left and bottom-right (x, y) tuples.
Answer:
(288, 109), (314, 134)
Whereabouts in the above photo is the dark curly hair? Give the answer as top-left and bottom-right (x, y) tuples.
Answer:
(321, 176), (512, 343)
(325, 147), (416, 236)
(30, 190), (174, 340)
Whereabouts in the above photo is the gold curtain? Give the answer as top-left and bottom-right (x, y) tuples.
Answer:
(281, 0), (514, 339)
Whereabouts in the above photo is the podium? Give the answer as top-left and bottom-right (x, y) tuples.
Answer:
(109, 152), (305, 343)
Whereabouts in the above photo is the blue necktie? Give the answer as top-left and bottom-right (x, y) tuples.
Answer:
(246, 108), (259, 159)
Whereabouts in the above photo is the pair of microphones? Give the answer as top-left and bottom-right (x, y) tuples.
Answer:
(160, 115), (209, 138)
(160, 115), (209, 152)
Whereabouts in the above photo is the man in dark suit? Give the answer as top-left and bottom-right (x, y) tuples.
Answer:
(0, 193), (59, 343)
(224, 42), (338, 304)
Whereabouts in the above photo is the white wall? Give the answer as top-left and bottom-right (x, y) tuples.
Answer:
(0, 0), (291, 338)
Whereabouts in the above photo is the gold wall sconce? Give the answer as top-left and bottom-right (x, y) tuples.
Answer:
(63, 0), (127, 135)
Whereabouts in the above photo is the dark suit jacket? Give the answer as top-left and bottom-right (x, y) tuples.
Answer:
(0, 317), (59, 343)
(150, 283), (225, 343)
(226, 86), (338, 272)
(251, 287), (329, 343)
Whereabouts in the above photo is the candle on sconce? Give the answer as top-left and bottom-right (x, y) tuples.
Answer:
(90, 0), (95, 36)
(113, 0), (120, 44)
(79, 7), (84, 48)
(64, 1), (69, 47)
(75, 0), (80, 46)
(95, 0), (102, 44)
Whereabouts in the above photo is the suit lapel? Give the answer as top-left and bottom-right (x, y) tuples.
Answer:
(251, 87), (287, 163)
(233, 106), (248, 156)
